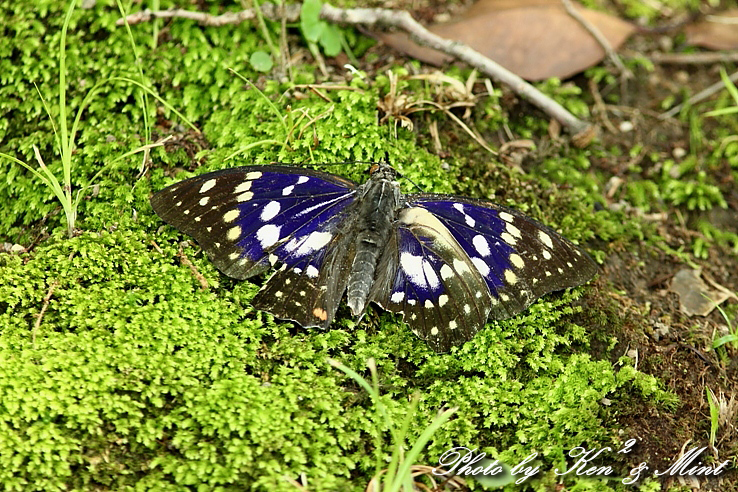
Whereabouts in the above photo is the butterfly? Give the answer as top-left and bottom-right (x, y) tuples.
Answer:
(150, 159), (598, 352)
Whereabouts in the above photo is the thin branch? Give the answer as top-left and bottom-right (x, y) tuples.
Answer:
(118, 4), (592, 136)
(660, 69), (738, 120)
(178, 246), (209, 290)
(561, 0), (632, 79)
(651, 51), (738, 65)
(321, 5), (591, 135)
(116, 4), (302, 26)
(32, 280), (60, 344)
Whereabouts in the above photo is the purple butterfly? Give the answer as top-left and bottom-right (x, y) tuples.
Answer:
(151, 161), (597, 352)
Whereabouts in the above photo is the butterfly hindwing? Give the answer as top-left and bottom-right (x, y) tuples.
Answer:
(150, 165), (358, 281)
(252, 221), (357, 329)
(406, 194), (598, 321)
(370, 206), (493, 352)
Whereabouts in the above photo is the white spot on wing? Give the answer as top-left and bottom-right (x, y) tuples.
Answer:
(306, 265), (319, 278)
(234, 181), (252, 194)
(509, 254), (525, 269)
(431, 327), (439, 336)
(471, 257), (490, 277)
(223, 209), (240, 223)
(282, 185), (294, 196)
(227, 226), (241, 241)
(297, 176), (309, 184)
(400, 253), (427, 288)
(256, 224), (281, 248)
(499, 212), (514, 222)
(237, 191), (254, 202)
(539, 231), (553, 248)
(246, 171), (262, 180)
(440, 264), (454, 280)
(199, 179), (216, 194)
(425, 300), (434, 309)
(295, 231), (332, 256)
(473, 235), (491, 257)
(452, 258), (470, 275)
(260, 201), (281, 222)
(501, 232), (517, 246)
(543, 249), (552, 260)
(506, 223), (521, 238)
(438, 294), (448, 307)
(449, 320), (457, 330)
(422, 260), (440, 289)
(391, 291), (404, 303)
(199, 196), (209, 206)
(504, 270), (518, 285)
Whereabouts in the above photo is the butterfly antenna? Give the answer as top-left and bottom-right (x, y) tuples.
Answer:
(392, 165), (425, 193)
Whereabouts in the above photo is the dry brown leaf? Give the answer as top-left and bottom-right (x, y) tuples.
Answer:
(669, 268), (732, 317)
(378, 0), (635, 80)
(685, 10), (738, 50)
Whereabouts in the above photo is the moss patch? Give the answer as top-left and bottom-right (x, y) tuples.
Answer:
(2, 0), (736, 491)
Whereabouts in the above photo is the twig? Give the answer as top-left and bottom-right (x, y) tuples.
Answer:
(178, 246), (209, 290)
(660, 69), (738, 119)
(651, 51), (738, 65)
(118, 4), (592, 136)
(588, 77), (618, 134)
(116, 5), (302, 26)
(32, 280), (60, 344)
(292, 84), (363, 91)
(561, 0), (632, 80)
(321, 5), (591, 135)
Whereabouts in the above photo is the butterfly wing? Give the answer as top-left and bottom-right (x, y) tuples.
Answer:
(405, 194), (598, 320)
(369, 207), (493, 352)
(150, 165), (360, 327)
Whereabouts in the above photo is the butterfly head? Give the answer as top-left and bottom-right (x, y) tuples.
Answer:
(369, 160), (398, 181)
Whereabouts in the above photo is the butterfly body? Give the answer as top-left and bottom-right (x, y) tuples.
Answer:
(346, 164), (403, 316)
(151, 160), (597, 352)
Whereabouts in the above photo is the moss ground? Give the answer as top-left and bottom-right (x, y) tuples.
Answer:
(1, 0), (736, 491)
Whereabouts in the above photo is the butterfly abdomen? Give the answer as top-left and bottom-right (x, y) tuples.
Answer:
(346, 179), (403, 315)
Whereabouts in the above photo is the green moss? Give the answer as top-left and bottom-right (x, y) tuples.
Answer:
(0, 0), (702, 490)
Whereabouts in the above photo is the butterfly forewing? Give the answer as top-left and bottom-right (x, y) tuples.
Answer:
(370, 206), (493, 352)
(150, 166), (358, 280)
(407, 194), (598, 321)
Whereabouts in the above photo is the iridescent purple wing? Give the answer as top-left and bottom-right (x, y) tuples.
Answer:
(406, 194), (598, 320)
(371, 195), (597, 352)
(369, 206), (493, 352)
(150, 166), (359, 327)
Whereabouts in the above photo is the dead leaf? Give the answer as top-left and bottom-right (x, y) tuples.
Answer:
(685, 10), (738, 50)
(377, 0), (635, 80)
(669, 268), (733, 317)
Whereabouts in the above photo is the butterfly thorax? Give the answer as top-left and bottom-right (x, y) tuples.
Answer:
(346, 167), (403, 316)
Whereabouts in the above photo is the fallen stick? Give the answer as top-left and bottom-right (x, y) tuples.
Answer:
(118, 3), (593, 137)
